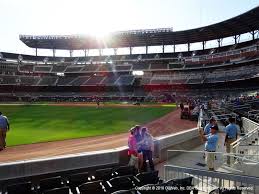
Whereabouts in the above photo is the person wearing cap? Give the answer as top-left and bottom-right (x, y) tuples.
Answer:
(225, 117), (238, 165)
(127, 127), (138, 169)
(141, 127), (155, 172)
(201, 117), (216, 158)
(204, 117), (216, 135)
(0, 112), (10, 151)
(199, 125), (219, 171)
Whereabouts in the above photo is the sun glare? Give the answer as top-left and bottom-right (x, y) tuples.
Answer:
(72, 0), (129, 38)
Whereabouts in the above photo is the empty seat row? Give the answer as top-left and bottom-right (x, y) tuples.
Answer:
(2, 167), (160, 194)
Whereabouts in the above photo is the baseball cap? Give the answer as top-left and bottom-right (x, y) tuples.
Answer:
(210, 125), (219, 131)
(129, 127), (135, 133)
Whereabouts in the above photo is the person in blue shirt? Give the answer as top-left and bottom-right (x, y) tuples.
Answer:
(203, 117), (216, 135)
(200, 125), (219, 171)
(202, 117), (216, 158)
(0, 112), (10, 151)
(225, 117), (238, 165)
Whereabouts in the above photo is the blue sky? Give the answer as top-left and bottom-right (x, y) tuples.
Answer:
(0, 0), (259, 55)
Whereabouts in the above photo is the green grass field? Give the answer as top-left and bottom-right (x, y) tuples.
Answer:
(0, 104), (174, 146)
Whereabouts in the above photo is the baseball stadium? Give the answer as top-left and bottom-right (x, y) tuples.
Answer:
(0, 1), (259, 194)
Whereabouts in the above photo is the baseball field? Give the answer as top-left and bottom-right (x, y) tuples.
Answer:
(1, 103), (175, 146)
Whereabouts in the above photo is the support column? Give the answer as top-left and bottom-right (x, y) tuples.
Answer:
(217, 39), (222, 48)
(114, 48), (117, 55)
(234, 35), (237, 44)
(187, 43), (190, 52)
(173, 44), (176, 53)
(84, 49), (88, 64)
(202, 41), (205, 50)
(129, 47), (132, 55)
(251, 31), (255, 40)
(99, 49), (102, 56)
(52, 49), (56, 57)
(69, 50), (73, 57)
(162, 44), (165, 53)
(35, 48), (38, 57)
(146, 45), (148, 54)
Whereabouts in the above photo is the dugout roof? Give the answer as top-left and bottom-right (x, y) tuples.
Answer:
(20, 6), (259, 50)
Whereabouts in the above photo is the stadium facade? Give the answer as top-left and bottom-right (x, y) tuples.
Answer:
(0, 6), (259, 101)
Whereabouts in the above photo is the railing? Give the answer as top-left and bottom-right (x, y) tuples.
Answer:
(241, 117), (259, 133)
(167, 150), (259, 174)
(164, 165), (259, 194)
(230, 126), (259, 164)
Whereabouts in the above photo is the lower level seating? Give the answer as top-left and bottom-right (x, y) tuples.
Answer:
(0, 165), (202, 194)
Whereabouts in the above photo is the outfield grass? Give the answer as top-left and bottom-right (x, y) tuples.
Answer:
(0, 105), (174, 146)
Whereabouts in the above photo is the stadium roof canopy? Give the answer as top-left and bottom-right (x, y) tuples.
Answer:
(20, 6), (259, 50)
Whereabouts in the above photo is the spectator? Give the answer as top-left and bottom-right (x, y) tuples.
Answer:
(199, 125), (219, 171)
(141, 127), (155, 172)
(225, 117), (238, 165)
(180, 102), (184, 111)
(0, 111), (10, 151)
(127, 127), (138, 170)
(134, 125), (144, 171)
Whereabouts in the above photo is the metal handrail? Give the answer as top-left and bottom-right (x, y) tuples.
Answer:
(164, 164), (259, 193)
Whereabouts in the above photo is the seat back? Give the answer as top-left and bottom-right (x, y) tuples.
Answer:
(113, 166), (136, 177)
(40, 176), (63, 191)
(108, 176), (135, 192)
(95, 168), (112, 181)
(111, 190), (134, 194)
(68, 172), (89, 187)
(136, 170), (159, 186)
(166, 177), (193, 187)
(79, 181), (105, 194)
(43, 187), (70, 194)
(6, 182), (32, 194)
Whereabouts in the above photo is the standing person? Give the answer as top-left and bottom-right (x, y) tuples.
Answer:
(141, 127), (155, 172)
(201, 117), (216, 158)
(95, 96), (100, 108)
(180, 102), (184, 111)
(225, 117), (238, 165)
(199, 125), (219, 171)
(0, 112), (10, 151)
(204, 118), (216, 135)
(127, 127), (139, 170)
(134, 125), (144, 172)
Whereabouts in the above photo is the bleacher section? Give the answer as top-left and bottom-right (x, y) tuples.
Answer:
(0, 165), (167, 194)
(34, 66), (52, 73)
(150, 63), (168, 70)
(56, 77), (75, 86)
(51, 65), (67, 73)
(81, 65), (99, 72)
(115, 75), (135, 86)
(132, 64), (150, 70)
(20, 76), (40, 86)
(70, 76), (90, 86)
(0, 39), (258, 88)
(101, 76), (120, 86)
(168, 63), (184, 69)
(84, 76), (105, 85)
(19, 64), (34, 72)
(37, 76), (58, 86)
(0, 76), (17, 85)
(65, 66), (83, 73)
(115, 65), (132, 71)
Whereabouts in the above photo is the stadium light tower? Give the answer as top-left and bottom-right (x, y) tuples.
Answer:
(43, 57), (49, 64)
(18, 54), (23, 62)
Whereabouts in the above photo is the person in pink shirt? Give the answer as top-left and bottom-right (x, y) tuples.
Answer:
(128, 127), (139, 170)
